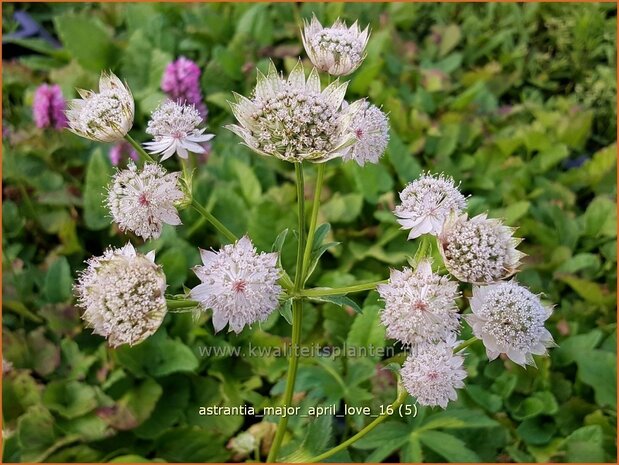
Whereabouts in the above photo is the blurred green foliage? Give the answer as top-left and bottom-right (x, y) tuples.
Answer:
(2, 2), (617, 463)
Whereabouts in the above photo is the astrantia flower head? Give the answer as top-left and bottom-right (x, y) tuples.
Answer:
(144, 100), (214, 161)
(107, 162), (185, 240)
(66, 71), (134, 142)
(342, 100), (389, 166)
(467, 281), (554, 366)
(190, 236), (282, 333)
(394, 173), (467, 240)
(161, 56), (208, 119)
(401, 336), (467, 409)
(377, 260), (460, 345)
(75, 243), (167, 347)
(302, 15), (370, 76)
(439, 213), (524, 284)
(33, 84), (67, 129)
(226, 61), (356, 163)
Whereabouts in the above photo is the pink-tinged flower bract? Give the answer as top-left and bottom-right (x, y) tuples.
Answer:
(66, 72), (134, 142)
(302, 15), (370, 76)
(342, 100), (389, 166)
(190, 236), (282, 333)
(394, 173), (467, 240)
(377, 260), (460, 345)
(401, 337), (467, 409)
(144, 100), (214, 161)
(439, 213), (524, 284)
(467, 281), (554, 366)
(74, 243), (167, 348)
(226, 61), (357, 163)
(107, 162), (185, 240)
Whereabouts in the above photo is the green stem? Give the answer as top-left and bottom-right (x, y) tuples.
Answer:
(301, 280), (388, 297)
(454, 336), (477, 353)
(267, 298), (303, 462)
(267, 162), (306, 463)
(306, 389), (409, 463)
(190, 199), (238, 244)
(166, 299), (199, 310)
(301, 163), (325, 282)
(293, 163), (306, 289)
(124, 133), (156, 163)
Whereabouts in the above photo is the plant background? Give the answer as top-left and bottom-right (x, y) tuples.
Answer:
(2, 2), (617, 463)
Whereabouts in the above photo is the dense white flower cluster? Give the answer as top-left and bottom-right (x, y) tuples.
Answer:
(439, 213), (524, 284)
(377, 260), (460, 345)
(226, 61), (357, 163)
(394, 173), (467, 239)
(302, 15), (370, 76)
(107, 162), (185, 240)
(342, 100), (389, 166)
(468, 281), (554, 366)
(66, 72), (134, 142)
(74, 243), (167, 347)
(190, 236), (282, 333)
(401, 337), (467, 409)
(144, 100), (214, 161)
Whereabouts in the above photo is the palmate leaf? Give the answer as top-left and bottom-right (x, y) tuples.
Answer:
(353, 408), (499, 462)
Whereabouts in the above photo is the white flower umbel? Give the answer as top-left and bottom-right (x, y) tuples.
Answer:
(66, 71), (134, 142)
(302, 15), (370, 76)
(226, 61), (357, 163)
(439, 213), (524, 284)
(75, 243), (167, 347)
(107, 162), (185, 240)
(394, 173), (467, 240)
(144, 100), (214, 161)
(342, 100), (389, 166)
(401, 337), (467, 409)
(467, 281), (554, 366)
(190, 236), (282, 333)
(377, 260), (460, 345)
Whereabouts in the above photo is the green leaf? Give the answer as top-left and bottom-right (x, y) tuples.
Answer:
(582, 197), (617, 238)
(156, 426), (230, 462)
(347, 305), (386, 351)
(278, 298), (293, 325)
(100, 378), (162, 430)
(44, 256), (72, 303)
(439, 24), (462, 56)
(280, 415), (333, 462)
(272, 228), (289, 254)
(418, 430), (480, 462)
(309, 294), (362, 315)
(83, 149), (113, 231)
(565, 425), (605, 462)
(516, 417), (557, 445)
(576, 350), (617, 409)
(556, 274), (615, 306)
(43, 380), (98, 419)
(420, 409), (499, 430)
(322, 193), (363, 223)
(234, 160), (262, 204)
(17, 405), (58, 461)
(54, 14), (115, 71)
(27, 327), (60, 377)
(116, 331), (199, 378)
